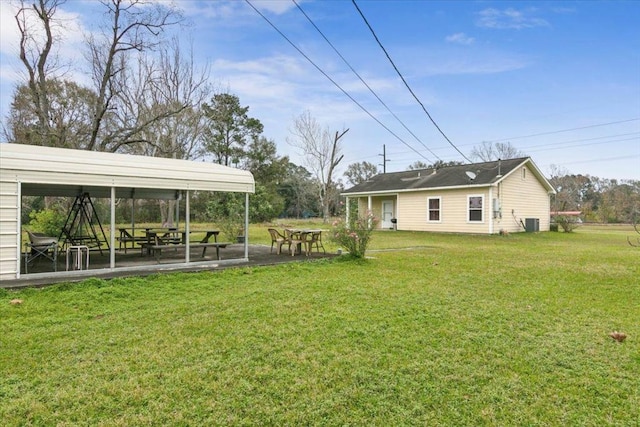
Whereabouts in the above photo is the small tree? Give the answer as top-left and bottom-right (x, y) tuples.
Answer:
(344, 161), (378, 186)
(553, 215), (581, 233)
(288, 110), (347, 223)
(206, 193), (245, 241)
(330, 210), (378, 258)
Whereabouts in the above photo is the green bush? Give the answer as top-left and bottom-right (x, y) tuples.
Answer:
(216, 212), (245, 242)
(28, 208), (66, 236)
(554, 215), (581, 233)
(249, 185), (284, 223)
(330, 210), (378, 258)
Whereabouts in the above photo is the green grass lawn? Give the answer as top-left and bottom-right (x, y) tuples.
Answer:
(2, 225), (638, 426)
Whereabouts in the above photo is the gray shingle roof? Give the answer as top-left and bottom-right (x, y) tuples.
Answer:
(342, 157), (534, 194)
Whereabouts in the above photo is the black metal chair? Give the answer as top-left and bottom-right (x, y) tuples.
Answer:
(24, 231), (59, 273)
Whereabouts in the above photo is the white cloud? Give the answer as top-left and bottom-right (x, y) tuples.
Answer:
(212, 55), (307, 77)
(252, 0), (297, 15)
(0, 2), (19, 56)
(177, 0), (295, 20)
(476, 8), (550, 30)
(445, 32), (475, 45)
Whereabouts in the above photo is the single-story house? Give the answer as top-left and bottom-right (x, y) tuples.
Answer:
(0, 143), (255, 282)
(341, 157), (556, 234)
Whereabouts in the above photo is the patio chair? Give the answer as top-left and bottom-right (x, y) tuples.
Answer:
(268, 228), (287, 254)
(307, 231), (326, 254)
(24, 231), (59, 273)
(285, 229), (308, 256)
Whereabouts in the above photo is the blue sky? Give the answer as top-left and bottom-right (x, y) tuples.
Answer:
(1, 0), (638, 180)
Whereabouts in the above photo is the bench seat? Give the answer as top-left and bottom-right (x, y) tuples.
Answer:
(149, 242), (231, 261)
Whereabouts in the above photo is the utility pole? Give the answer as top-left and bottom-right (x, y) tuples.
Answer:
(379, 144), (390, 173)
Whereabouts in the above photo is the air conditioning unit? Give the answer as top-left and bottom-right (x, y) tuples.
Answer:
(525, 218), (540, 232)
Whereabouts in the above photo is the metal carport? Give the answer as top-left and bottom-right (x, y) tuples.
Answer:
(0, 143), (255, 282)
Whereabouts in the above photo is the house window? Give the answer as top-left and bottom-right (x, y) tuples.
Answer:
(468, 195), (483, 222)
(428, 197), (441, 222)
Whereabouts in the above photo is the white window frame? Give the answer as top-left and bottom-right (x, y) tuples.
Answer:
(467, 194), (484, 223)
(427, 196), (441, 222)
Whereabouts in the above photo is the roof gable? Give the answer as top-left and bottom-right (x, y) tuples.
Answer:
(342, 157), (554, 195)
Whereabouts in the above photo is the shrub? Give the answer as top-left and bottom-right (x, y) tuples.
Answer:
(554, 215), (581, 233)
(330, 210), (378, 258)
(216, 212), (245, 242)
(28, 208), (66, 237)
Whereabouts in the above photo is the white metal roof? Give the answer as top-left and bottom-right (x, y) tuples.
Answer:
(0, 143), (255, 199)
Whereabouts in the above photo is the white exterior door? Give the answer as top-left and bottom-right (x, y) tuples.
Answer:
(382, 200), (394, 229)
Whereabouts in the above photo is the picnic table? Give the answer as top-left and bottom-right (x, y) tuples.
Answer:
(117, 228), (149, 253)
(142, 229), (229, 261)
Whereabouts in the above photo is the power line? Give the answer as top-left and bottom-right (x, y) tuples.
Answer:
(543, 153), (640, 168)
(390, 139), (639, 167)
(292, 0), (440, 162)
(519, 136), (640, 153)
(484, 118), (640, 143)
(351, 0), (472, 163)
(390, 130), (640, 158)
(244, 0), (434, 164)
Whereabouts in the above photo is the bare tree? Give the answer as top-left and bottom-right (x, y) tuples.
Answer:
(407, 161), (428, 170)
(84, 0), (182, 151)
(111, 36), (211, 225)
(288, 111), (348, 222)
(408, 160), (463, 170)
(115, 36), (211, 159)
(14, 0), (66, 146)
(470, 141), (525, 162)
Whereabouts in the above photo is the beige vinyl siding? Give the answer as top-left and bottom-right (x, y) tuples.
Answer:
(494, 165), (551, 232)
(0, 181), (19, 280)
(355, 197), (390, 229)
(398, 188), (491, 233)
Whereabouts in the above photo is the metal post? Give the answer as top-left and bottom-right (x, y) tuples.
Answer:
(185, 191), (190, 264)
(244, 193), (249, 259)
(110, 187), (116, 269)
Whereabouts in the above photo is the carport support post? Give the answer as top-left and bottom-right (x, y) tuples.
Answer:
(244, 193), (249, 259)
(185, 190), (190, 264)
(368, 196), (373, 228)
(110, 187), (116, 269)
